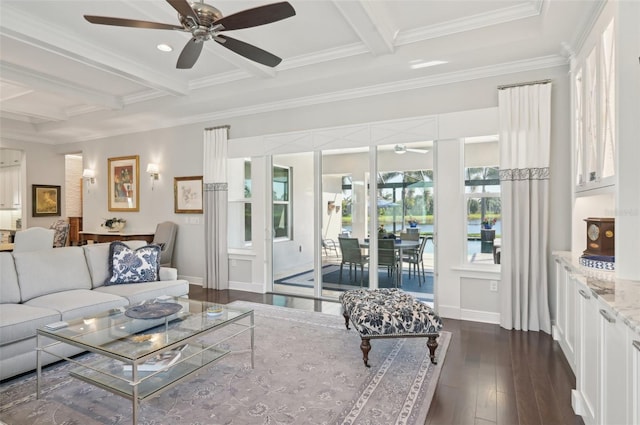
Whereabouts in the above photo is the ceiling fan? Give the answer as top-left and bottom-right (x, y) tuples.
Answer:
(394, 144), (429, 155)
(84, 0), (296, 69)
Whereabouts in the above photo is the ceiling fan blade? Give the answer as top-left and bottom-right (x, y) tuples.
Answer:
(216, 34), (282, 67)
(166, 0), (200, 25)
(177, 38), (204, 69)
(84, 15), (183, 30)
(214, 2), (295, 31)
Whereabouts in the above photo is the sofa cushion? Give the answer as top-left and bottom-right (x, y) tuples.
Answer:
(0, 252), (21, 303)
(25, 289), (128, 321)
(84, 241), (148, 288)
(106, 242), (161, 285)
(0, 303), (60, 344)
(13, 247), (92, 302)
(95, 280), (189, 305)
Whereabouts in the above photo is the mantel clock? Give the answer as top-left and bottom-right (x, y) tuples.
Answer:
(584, 217), (615, 257)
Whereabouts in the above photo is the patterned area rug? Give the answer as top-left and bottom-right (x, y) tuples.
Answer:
(0, 301), (450, 425)
(276, 266), (435, 301)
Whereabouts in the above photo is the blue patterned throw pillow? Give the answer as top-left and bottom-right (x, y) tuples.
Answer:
(106, 242), (161, 285)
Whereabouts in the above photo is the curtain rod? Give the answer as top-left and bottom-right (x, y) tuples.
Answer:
(204, 125), (230, 131)
(497, 79), (551, 90)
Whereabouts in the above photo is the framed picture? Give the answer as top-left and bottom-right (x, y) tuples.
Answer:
(108, 155), (139, 212)
(32, 184), (61, 217)
(174, 176), (203, 213)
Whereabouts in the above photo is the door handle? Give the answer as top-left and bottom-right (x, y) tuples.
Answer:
(578, 289), (591, 299)
(599, 309), (615, 323)
(633, 341), (640, 352)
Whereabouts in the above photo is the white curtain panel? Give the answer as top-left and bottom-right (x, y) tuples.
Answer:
(498, 83), (552, 333)
(203, 126), (229, 290)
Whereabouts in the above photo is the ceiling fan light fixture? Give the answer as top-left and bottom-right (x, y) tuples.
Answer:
(157, 43), (173, 52)
(394, 144), (407, 154)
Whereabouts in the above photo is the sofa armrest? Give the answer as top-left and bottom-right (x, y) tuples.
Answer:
(159, 267), (178, 281)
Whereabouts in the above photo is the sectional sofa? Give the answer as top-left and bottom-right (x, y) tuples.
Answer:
(0, 241), (189, 381)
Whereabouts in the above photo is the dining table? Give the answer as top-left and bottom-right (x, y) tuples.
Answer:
(359, 238), (421, 287)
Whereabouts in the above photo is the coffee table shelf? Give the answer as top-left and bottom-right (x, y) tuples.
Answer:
(69, 346), (229, 400)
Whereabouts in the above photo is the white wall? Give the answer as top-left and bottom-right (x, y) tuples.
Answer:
(2, 66), (572, 324)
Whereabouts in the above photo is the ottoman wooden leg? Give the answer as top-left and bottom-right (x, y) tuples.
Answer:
(342, 311), (350, 330)
(360, 338), (371, 367)
(426, 335), (439, 365)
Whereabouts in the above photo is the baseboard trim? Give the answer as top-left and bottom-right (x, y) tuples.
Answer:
(460, 308), (500, 324)
(571, 389), (583, 415)
(437, 304), (461, 320)
(229, 281), (264, 293)
(180, 275), (203, 284)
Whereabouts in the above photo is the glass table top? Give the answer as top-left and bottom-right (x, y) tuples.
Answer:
(38, 297), (253, 361)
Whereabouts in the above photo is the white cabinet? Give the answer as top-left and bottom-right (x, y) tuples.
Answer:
(554, 260), (577, 371)
(598, 302), (628, 425)
(574, 279), (599, 425)
(0, 166), (21, 209)
(632, 331), (640, 425)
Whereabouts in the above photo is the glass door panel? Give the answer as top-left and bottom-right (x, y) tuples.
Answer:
(321, 147), (370, 298)
(271, 152), (315, 297)
(375, 141), (434, 301)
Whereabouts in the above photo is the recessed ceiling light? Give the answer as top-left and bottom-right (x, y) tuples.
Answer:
(410, 60), (448, 70)
(157, 43), (173, 52)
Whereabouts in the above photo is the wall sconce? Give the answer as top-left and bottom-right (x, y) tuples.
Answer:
(82, 168), (95, 185)
(146, 163), (159, 190)
(82, 168), (95, 193)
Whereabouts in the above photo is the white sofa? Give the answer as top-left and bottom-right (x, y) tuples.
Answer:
(0, 241), (189, 381)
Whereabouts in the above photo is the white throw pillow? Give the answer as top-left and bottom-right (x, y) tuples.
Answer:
(106, 241), (161, 285)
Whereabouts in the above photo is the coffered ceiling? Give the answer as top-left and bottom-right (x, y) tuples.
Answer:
(0, 0), (599, 145)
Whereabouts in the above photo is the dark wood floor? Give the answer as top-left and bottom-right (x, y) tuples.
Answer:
(189, 285), (584, 425)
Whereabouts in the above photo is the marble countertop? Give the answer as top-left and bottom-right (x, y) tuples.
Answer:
(555, 251), (640, 336)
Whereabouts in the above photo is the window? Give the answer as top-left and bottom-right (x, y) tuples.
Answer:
(273, 165), (291, 239)
(464, 139), (501, 265)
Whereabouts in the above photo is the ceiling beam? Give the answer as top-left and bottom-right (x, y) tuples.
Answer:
(333, 0), (396, 55)
(0, 5), (189, 97)
(0, 102), (68, 122)
(0, 61), (123, 111)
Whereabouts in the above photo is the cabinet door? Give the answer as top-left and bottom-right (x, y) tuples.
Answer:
(554, 259), (567, 342)
(598, 303), (628, 425)
(564, 273), (577, 369)
(576, 283), (599, 424)
(632, 332), (640, 425)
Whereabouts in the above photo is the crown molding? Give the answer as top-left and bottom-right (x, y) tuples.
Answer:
(569, 0), (608, 57)
(64, 54), (567, 143)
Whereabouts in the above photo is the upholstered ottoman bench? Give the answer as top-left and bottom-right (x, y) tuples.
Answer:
(339, 288), (443, 367)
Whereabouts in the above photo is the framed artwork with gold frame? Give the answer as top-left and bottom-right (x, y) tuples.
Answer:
(174, 176), (203, 213)
(108, 155), (139, 212)
(32, 184), (61, 217)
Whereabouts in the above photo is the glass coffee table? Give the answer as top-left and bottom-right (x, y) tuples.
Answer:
(36, 297), (254, 424)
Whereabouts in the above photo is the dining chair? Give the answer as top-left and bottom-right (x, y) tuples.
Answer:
(152, 221), (178, 267)
(13, 227), (55, 253)
(338, 237), (368, 286)
(378, 238), (400, 288)
(400, 232), (420, 241)
(402, 236), (429, 285)
(322, 239), (339, 257)
(49, 219), (70, 247)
